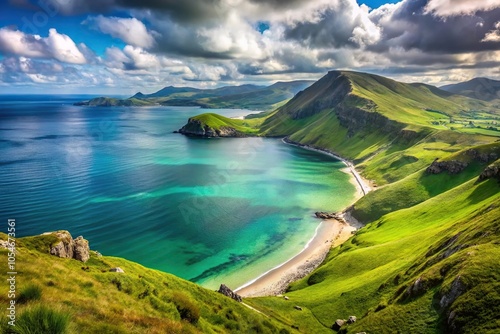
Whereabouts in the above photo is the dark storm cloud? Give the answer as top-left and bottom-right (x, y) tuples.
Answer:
(284, 8), (359, 48)
(43, 0), (226, 22)
(283, 0), (373, 49)
(248, 0), (305, 9)
(370, 0), (500, 54)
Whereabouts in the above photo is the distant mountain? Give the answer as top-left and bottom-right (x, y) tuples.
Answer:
(74, 97), (154, 107)
(133, 86), (202, 99)
(75, 81), (313, 110)
(441, 77), (500, 101)
(197, 80), (313, 110)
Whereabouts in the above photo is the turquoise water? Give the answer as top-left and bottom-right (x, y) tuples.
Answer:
(0, 96), (356, 289)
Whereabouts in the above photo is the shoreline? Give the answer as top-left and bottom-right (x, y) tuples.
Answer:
(235, 219), (356, 297)
(235, 138), (371, 297)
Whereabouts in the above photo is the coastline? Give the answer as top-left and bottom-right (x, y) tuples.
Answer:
(235, 219), (356, 297)
(235, 137), (371, 297)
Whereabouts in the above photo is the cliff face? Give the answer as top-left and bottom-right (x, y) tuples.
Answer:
(426, 159), (469, 174)
(478, 162), (500, 182)
(177, 118), (244, 137)
(335, 98), (404, 138)
(426, 149), (499, 175)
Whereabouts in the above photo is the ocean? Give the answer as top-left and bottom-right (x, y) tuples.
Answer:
(0, 95), (356, 289)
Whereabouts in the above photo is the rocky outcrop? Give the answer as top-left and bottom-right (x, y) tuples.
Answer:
(440, 276), (467, 309)
(478, 164), (500, 182)
(47, 231), (90, 263)
(465, 149), (498, 163)
(217, 284), (242, 302)
(49, 231), (75, 259)
(426, 159), (468, 174)
(331, 319), (345, 331)
(73, 236), (90, 262)
(315, 212), (341, 219)
(178, 118), (244, 138)
(427, 149), (499, 176)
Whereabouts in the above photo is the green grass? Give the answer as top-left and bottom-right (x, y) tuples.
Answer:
(16, 285), (42, 305)
(352, 142), (500, 222)
(9, 305), (70, 334)
(190, 113), (263, 135)
(0, 235), (292, 334)
(345, 72), (495, 128)
(247, 177), (500, 333)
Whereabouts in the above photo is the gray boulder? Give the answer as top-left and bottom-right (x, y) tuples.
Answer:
(73, 236), (90, 262)
(49, 231), (75, 259)
(217, 284), (242, 302)
(331, 319), (345, 331)
(47, 231), (90, 263)
(109, 267), (125, 273)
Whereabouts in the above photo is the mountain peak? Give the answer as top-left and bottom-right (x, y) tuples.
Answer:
(441, 77), (500, 101)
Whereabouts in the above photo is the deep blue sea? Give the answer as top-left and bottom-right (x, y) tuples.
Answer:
(0, 95), (356, 289)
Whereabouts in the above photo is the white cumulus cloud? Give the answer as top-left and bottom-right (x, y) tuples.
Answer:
(84, 16), (157, 49)
(424, 0), (500, 17)
(0, 28), (86, 64)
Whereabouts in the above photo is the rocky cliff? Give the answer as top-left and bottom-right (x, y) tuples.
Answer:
(426, 148), (499, 175)
(177, 118), (246, 137)
(478, 161), (500, 182)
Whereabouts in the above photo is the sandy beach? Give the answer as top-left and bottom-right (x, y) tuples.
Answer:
(235, 219), (357, 297)
(234, 138), (371, 298)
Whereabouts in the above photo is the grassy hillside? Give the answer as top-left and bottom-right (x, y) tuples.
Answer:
(246, 174), (500, 333)
(0, 233), (291, 334)
(178, 113), (263, 137)
(352, 142), (500, 222)
(256, 71), (499, 185)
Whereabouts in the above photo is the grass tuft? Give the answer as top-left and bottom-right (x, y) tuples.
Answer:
(12, 305), (70, 334)
(16, 285), (42, 305)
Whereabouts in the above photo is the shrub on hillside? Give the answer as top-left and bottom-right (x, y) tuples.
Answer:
(172, 292), (200, 324)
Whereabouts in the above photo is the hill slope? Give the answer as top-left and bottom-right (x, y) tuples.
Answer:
(441, 78), (500, 102)
(247, 168), (500, 334)
(0, 232), (290, 334)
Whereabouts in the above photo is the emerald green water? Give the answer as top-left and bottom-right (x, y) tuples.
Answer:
(0, 96), (356, 289)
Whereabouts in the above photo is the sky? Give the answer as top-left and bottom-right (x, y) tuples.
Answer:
(0, 0), (499, 94)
